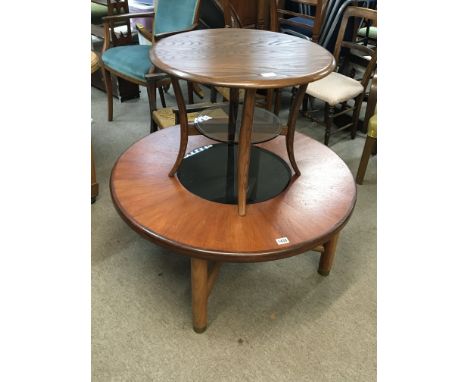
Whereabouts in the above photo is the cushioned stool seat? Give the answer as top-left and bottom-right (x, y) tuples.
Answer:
(367, 114), (377, 138)
(101, 45), (152, 82)
(153, 107), (228, 129)
(306, 72), (364, 106)
(215, 87), (245, 101)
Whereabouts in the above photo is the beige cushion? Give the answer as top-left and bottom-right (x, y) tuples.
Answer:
(306, 72), (364, 106)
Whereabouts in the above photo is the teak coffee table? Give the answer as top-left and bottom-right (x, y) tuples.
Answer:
(111, 29), (356, 333)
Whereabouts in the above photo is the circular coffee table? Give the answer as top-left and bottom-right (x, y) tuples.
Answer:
(111, 127), (356, 333)
(150, 28), (335, 216)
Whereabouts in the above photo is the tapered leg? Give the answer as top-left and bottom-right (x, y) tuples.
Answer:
(318, 233), (340, 276)
(237, 88), (257, 216)
(356, 135), (376, 185)
(168, 78), (189, 177)
(351, 94), (365, 139)
(102, 68), (113, 121)
(158, 87), (166, 108)
(187, 82), (194, 104)
(286, 83), (307, 175)
(274, 88), (281, 116)
(324, 104), (334, 146)
(191, 258), (208, 333)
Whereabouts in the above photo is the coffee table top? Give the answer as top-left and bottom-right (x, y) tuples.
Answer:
(150, 28), (335, 89)
(111, 127), (356, 262)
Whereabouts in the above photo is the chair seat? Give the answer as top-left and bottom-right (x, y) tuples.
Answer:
(91, 51), (100, 74)
(368, 114), (377, 138)
(306, 72), (364, 106)
(152, 108), (200, 129)
(215, 87), (245, 101)
(101, 45), (152, 82)
(153, 107), (228, 129)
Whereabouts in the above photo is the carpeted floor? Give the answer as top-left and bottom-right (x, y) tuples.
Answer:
(92, 84), (376, 381)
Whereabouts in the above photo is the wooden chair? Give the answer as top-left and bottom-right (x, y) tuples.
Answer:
(269, 0), (329, 43)
(100, 0), (202, 122)
(210, 0), (281, 115)
(356, 74), (376, 184)
(303, 6), (376, 146)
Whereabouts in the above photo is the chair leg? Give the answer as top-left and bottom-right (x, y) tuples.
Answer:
(158, 87), (166, 108)
(210, 86), (217, 103)
(356, 135), (376, 185)
(301, 92), (308, 113)
(102, 68), (113, 121)
(187, 82), (194, 104)
(324, 104), (334, 146)
(274, 88), (281, 116)
(351, 95), (365, 139)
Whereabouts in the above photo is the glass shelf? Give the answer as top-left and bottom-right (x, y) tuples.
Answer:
(194, 105), (282, 144)
(177, 144), (291, 205)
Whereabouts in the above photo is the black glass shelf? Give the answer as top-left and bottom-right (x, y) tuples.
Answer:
(177, 143), (291, 205)
(194, 105), (282, 144)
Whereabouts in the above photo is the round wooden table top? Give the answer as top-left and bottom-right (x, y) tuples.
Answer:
(111, 127), (356, 262)
(150, 28), (335, 89)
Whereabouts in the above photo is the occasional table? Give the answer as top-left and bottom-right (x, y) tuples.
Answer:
(149, 28), (335, 216)
(111, 129), (356, 332)
(112, 29), (355, 333)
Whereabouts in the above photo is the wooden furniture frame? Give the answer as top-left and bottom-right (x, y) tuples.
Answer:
(100, 0), (202, 122)
(111, 128), (356, 332)
(91, 0), (141, 102)
(304, 6), (377, 146)
(356, 74), (377, 184)
(150, 28), (334, 216)
(270, 0), (329, 43)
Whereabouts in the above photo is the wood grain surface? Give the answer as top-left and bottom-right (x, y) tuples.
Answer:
(150, 28), (335, 88)
(111, 127), (356, 262)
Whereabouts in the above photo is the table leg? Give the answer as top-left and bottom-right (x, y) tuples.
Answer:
(237, 88), (257, 216)
(169, 77), (189, 177)
(286, 84), (308, 176)
(318, 232), (340, 276)
(191, 258), (208, 333)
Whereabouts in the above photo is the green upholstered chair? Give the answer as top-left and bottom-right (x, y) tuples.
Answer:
(100, 0), (202, 121)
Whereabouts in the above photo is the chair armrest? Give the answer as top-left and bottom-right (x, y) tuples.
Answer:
(154, 23), (198, 41)
(102, 12), (154, 23)
(136, 23), (153, 43)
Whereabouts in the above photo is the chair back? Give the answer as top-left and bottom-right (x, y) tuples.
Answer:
(107, 0), (133, 46)
(333, 6), (377, 88)
(270, 0), (329, 42)
(153, 0), (202, 35)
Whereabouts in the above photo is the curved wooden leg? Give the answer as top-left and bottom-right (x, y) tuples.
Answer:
(237, 88), (257, 216)
(102, 67), (113, 121)
(356, 135), (376, 185)
(191, 258), (208, 333)
(168, 78), (189, 177)
(286, 84), (307, 176)
(318, 232), (340, 276)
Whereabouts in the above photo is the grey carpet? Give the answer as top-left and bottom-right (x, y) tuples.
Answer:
(92, 85), (376, 381)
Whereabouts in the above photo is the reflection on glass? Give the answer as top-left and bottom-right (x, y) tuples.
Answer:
(177, 144), (291, 205)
